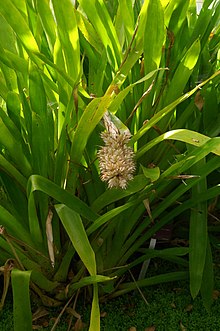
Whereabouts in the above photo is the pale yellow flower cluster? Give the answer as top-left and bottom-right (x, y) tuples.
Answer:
(98, 131), (136, 189)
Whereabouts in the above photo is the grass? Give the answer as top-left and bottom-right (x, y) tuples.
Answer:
(97, 285), (220, 331)
(1, 256), (220, 331)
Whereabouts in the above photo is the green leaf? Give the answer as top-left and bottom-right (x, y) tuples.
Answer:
(0, 14), (17, 53)
(31, 112), (48, 176)
(69, 96), (114, 190)
(135, 0), (150, 49)
(87, 199), (142, 236)
(75, 9), (103, 54)
(89, 284), (100, 331)
(108, 69), (166, 114)
(164, 0), (180, 27)
(142, 247), (190, 258)
(203, 84), (220, 136)
(165, 39), (201, 105)
(200, 238), (214, 311)
(154, 184), (220, 233)
(36, 0), (56, 51)
(27, 175), (98, 222)
(78, 0), (121, 70)
(29, 67), (47, 118)
(27, 184), (44, 246)
(0, 173), (28, 223)
(157, 156), (220, 221)
(6, 92), (21, 130)
(55, 204), (97, 276)
(54, 244), (75, 282)
(115, 0), (134, 45)
(136, 129), (220, 160)
(0, 115), (31, 177)
(91, 175), (149, 213)
(122, 248), (190, 274)
(55, 207), (102, 329)
(0, 0), (39, 54)
(0, 16), (18, 90)
(35, 52), (75, 87)
(131, 70), (220, 144)
(0, 73), (8, 100)
(51, 0), (80, 82)
(119, 156), (220, 265)
(11, 269), (32, 331)
(0, 155), (27, 189)
(189, 0), (220, 49)
(68, 274), (116, 293)
(17, 77), (32, 138)
(0, 206), (33, 247)
(0, 107), (22, 145)
(112, 271), (188, 297)
(6, 244), (58, 291)
(140, 165), (160, 182)
(143, 0), (165, 72)
(1, 49), (28, 74)
(54, 128), (69, 187)
(189, 157), (207, 299)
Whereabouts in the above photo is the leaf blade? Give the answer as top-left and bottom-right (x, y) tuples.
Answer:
(55, 204), (97, 276)
(11, 269), (32, 331)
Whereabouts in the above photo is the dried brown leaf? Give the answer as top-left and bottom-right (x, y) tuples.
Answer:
(32, 307), (49, 322)
(128, 327), (137, 331)
(170, 302), (176, 309)
(42, 321), (49, 327)
(74, 318), (86, 331)
(46, 209), (55, 267)
(32, 326), (42, 330)
(173, 287), (184, 293)
(213, 290), (220, 300)
(100, 311), (107, 318)
(194, 91), (204, 111)
(143, 199), (154, 223)
(145, 326), (156, 331)
(180, 321), (187, 331)
(66, 307), (81, 319)
(184, 304), (193, 312)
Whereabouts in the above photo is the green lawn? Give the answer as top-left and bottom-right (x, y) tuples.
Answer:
(1, 259), (220, 331)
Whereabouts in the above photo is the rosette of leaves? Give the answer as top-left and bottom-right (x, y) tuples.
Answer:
(0, 0), (219, 330)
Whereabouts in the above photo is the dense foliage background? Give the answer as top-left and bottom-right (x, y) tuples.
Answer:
(0, 0), (219, 330)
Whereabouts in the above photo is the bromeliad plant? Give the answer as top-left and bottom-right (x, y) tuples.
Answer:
(0, 0), (220, 329)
